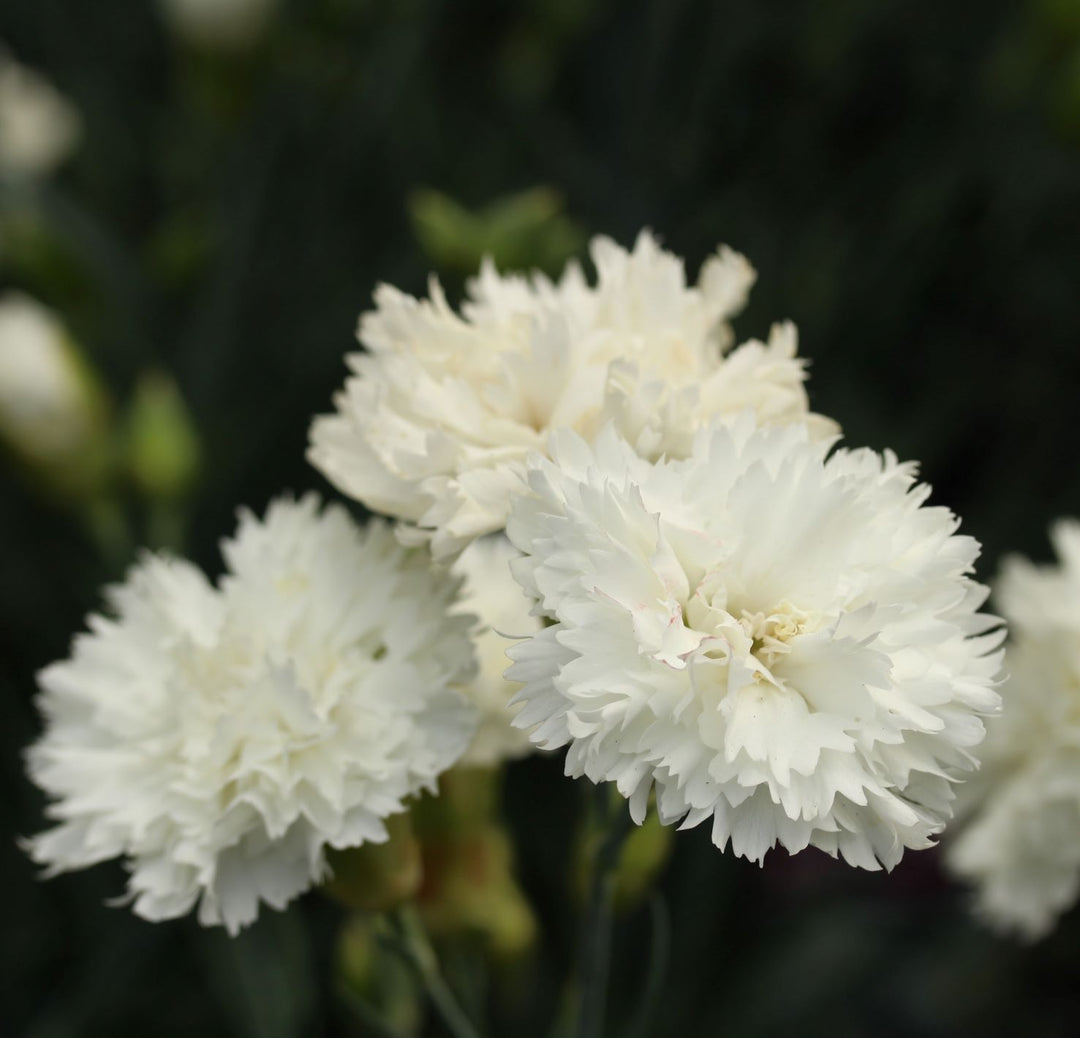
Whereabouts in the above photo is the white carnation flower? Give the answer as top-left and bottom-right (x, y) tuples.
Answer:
(0, 49), (80, 177)
(452, 535), (542, 767)
(947, 520), (1080, 939)
(309, 230), (836, 560)
(505, 418), (1003, 869)
(25, 496), (477, 934)
(158, 0), (278, 51)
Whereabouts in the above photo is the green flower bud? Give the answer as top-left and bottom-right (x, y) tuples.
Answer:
(324, 811), (423, 914)
(125, 369), (201, 503)
(408, 186), (585, 276)
(337, 913), (422, 1035)
(574, 796), (673, 912)
(413, 767), (538, 960)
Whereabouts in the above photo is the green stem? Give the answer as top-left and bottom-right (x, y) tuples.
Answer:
(146, 498), (188, 553)
(387, 906), (484, 1038)
(337, 986), (411, 1038)
(573, 784), (632, 1038)
(83, 495), (134, 571)
(620, 894), (671, 1038)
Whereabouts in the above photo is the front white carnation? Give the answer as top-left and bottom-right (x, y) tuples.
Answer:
(505, 419), (1003, 869)
(26, 495), (477, 934)
(452, 535), (542, 767)
(309, 230), (836, 560)
(947, 520), (1080, 939)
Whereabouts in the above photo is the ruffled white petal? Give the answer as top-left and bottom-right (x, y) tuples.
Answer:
(309, 231), (835, 559)
(947, 519), (1080, 938)
(25, 495), (477, 933)
(506, 420), (1002, 869)
(451, 535), (543, 766)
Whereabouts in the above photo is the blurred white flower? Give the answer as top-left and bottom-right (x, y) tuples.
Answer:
(159, 0), (278, 51)
(452, 535), (542, 766)
(26, 496), (477, 934)
(947, 520), (1080, 939)
(505, 418), (1003, 869)
(0, 49), (80, 177)
(0, 292), (103, 467)
(309, 231), (836, 560)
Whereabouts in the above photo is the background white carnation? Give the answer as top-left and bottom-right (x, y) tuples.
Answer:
(0, 293), (100, 465)
(0, 48), (80, 177)
(158, 0), (278, 51)
(25, 495), (477, 934)
(506, 418), (1003, 870)
(309, 230), (836, 559)
(947, 519), (1080, 939)
(452, 534), (542, 767)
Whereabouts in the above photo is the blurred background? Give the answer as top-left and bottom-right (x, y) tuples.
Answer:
(3, 0), (1080, 1035)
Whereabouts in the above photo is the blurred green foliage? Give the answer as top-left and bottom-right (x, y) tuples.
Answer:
(3, 0), (1080, 1035)
(408, 186), (584, 277)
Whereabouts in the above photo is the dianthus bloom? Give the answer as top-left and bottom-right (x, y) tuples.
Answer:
(25, 496), (477, 933)
(452, 535), (542, 767)
(506, 419), (1003, 869)
(947, 520), (1080, 939)
(309, 231), (835, 559)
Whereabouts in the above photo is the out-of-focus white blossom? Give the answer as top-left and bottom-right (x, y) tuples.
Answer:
(452, 535), (542, 766)
(309, 231), (836, 560)
(26, 496), (477, 934)
(0, 49), (80, 177)
(0, 292), (104, 468)
(947, 520), (1080, 939)
(505, 418), (1003, 869)
(159, 0), (278, 51)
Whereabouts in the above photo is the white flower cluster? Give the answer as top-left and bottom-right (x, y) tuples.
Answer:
(506, 419), (1003, 868)
(310, 231), (835, 560)
(306, 230), (1003, 870)
(947, 521), (1080, 939)
(25, 229), (1011, 935)
(26, 496), (477, 933)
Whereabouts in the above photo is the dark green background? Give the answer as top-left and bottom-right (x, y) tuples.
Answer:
(2, 1), (1079, 1035)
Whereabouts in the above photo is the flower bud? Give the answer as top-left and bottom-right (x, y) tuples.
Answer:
(336, 914), (422, 1035)
(407, 186), (584, 275)
(413, 768), (538, 960)
(420, 823), (538, 960)
(572, 796), (673, 913)
(324, 812), (424, 914)
(125, 370), (201, 504)
(158, 0), (279, 52)
(0, 50), (81, 178)
(611, 809), (674, 911)
(0, 292), (110, 496)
